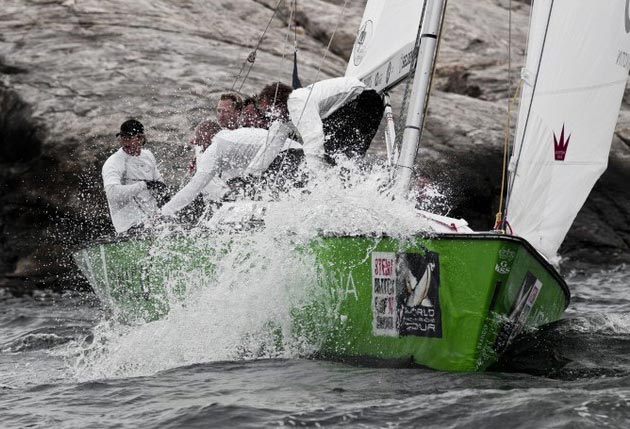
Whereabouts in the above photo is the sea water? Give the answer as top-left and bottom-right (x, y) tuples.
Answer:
(2, 163), (630, 428)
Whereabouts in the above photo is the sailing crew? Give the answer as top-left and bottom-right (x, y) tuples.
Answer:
(102, 119), (168, 234)
(160, 126), (302, 217)
(257, 77), (384, 170)
(217, 93), (243, 130)
(239, 96), (267, 129)
(186, 120), (231, 214)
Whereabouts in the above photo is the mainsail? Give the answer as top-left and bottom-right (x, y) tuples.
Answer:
(505, 0), (630, 259)
(345, 0), (425, 93)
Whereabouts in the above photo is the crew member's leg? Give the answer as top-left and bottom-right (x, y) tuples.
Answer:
(262, 148), (306, 193)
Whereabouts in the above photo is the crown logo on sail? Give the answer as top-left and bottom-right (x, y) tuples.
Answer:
(553, 125), (571, 161)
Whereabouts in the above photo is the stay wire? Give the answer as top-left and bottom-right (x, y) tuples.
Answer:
(231, 0), (285, 91)
(294, 0), (350, 128)
(503, 0), (555, 225)
(494, 0), (514, 231)
(256, 0), (298, 189)
(293, 0), (298, 49)
(494, 80), (522, 231)
(269, 0), (349, 190)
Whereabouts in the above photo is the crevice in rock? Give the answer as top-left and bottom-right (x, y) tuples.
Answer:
(441, 69), (483, 98)
(0, 85), (46, 277)
(0, 56), (28, 75)
(0, 86), (43, 165)
(615, 131), (630, 150)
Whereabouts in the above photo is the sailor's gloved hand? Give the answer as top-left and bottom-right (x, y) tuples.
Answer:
(145, 181), (172, 207)
(145, 181), (167, 192)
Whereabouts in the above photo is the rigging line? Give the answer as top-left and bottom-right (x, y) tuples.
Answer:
(293, 0), (298, 49)
(494, 79), (522, 230)
(252, 0), (297, 189)
(244, 0), (297, 192)
(494, 0), (514, 230)
(267, 0), (349, 190)
(237, 60), (256, 92)
(271, 3), (295, 109)
(240, 1), (293, 92)
(507, 0), (534, 173)
(252, 0), (348, 189)
(240, 4), (294, 95)
(508, 0), (512, 104)
(503, 0), (555, 223)
(503, 0), (533, 223)
(294, 0), (350, 129)
(231, 0), (285, 91)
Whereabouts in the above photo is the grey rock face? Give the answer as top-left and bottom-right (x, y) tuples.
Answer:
(0, 0), (629, 287)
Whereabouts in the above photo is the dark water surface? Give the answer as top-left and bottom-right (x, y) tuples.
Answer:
(2, 267), (630, 428)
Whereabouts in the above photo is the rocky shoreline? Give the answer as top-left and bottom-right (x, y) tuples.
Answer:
(1, 0), (629, 290)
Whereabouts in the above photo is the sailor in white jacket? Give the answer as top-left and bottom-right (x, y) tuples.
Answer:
(102, 119), (166, 234)
(258, 77), (384, 168)
(160, 124), (302, 217)
(187, 119), (231, 204)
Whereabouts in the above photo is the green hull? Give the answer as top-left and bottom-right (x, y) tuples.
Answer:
(73, 233), (569, 371)
(309, 234), (569, 371)
(73, 236), (218, 321)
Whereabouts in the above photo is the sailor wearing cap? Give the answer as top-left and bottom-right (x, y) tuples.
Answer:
(102, 119), (168, 233)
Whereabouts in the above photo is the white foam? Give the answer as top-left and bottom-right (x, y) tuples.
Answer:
(69, 162), (450, 380)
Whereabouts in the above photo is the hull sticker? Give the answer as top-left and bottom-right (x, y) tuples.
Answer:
(495, 246), (516, 274)
(371, 251), (443, 338)
(494, 271), (543, 352)
(397, 252), (443, 338)
(371, 252), (398, 336)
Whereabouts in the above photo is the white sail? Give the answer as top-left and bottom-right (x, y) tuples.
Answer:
(505, 0), (630, 260)
(345, 0), (425, 93)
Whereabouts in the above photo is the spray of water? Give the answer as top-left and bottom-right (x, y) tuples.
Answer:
(69, 162), (448, 380)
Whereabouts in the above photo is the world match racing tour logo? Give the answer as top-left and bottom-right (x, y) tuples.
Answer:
(553, 125), (571, 161)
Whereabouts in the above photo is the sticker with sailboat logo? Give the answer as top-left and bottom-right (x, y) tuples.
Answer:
(397, 252), (443, 338)
(493, 271), (543, 353)
(371, 251), (443, 338)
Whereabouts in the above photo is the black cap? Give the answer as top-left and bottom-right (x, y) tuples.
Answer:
(116, 119), (144, 137)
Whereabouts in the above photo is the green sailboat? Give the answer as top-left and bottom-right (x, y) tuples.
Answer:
(74, 0), (630, 371)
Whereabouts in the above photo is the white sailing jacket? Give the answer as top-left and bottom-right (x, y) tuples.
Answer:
(160, 127), (301, 217)
(287, 77), (365, 160)
(102, 148), (163, 233)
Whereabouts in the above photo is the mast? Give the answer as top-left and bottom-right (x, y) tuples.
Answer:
(395, 0), (447, 194)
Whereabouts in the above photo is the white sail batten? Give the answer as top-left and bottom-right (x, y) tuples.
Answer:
(345, 0), (425, 93)
(506, 0), (630, 260)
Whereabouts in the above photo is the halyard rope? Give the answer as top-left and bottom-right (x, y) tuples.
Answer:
(494, 78), (522, 231)
(231, 0), (285, 91)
